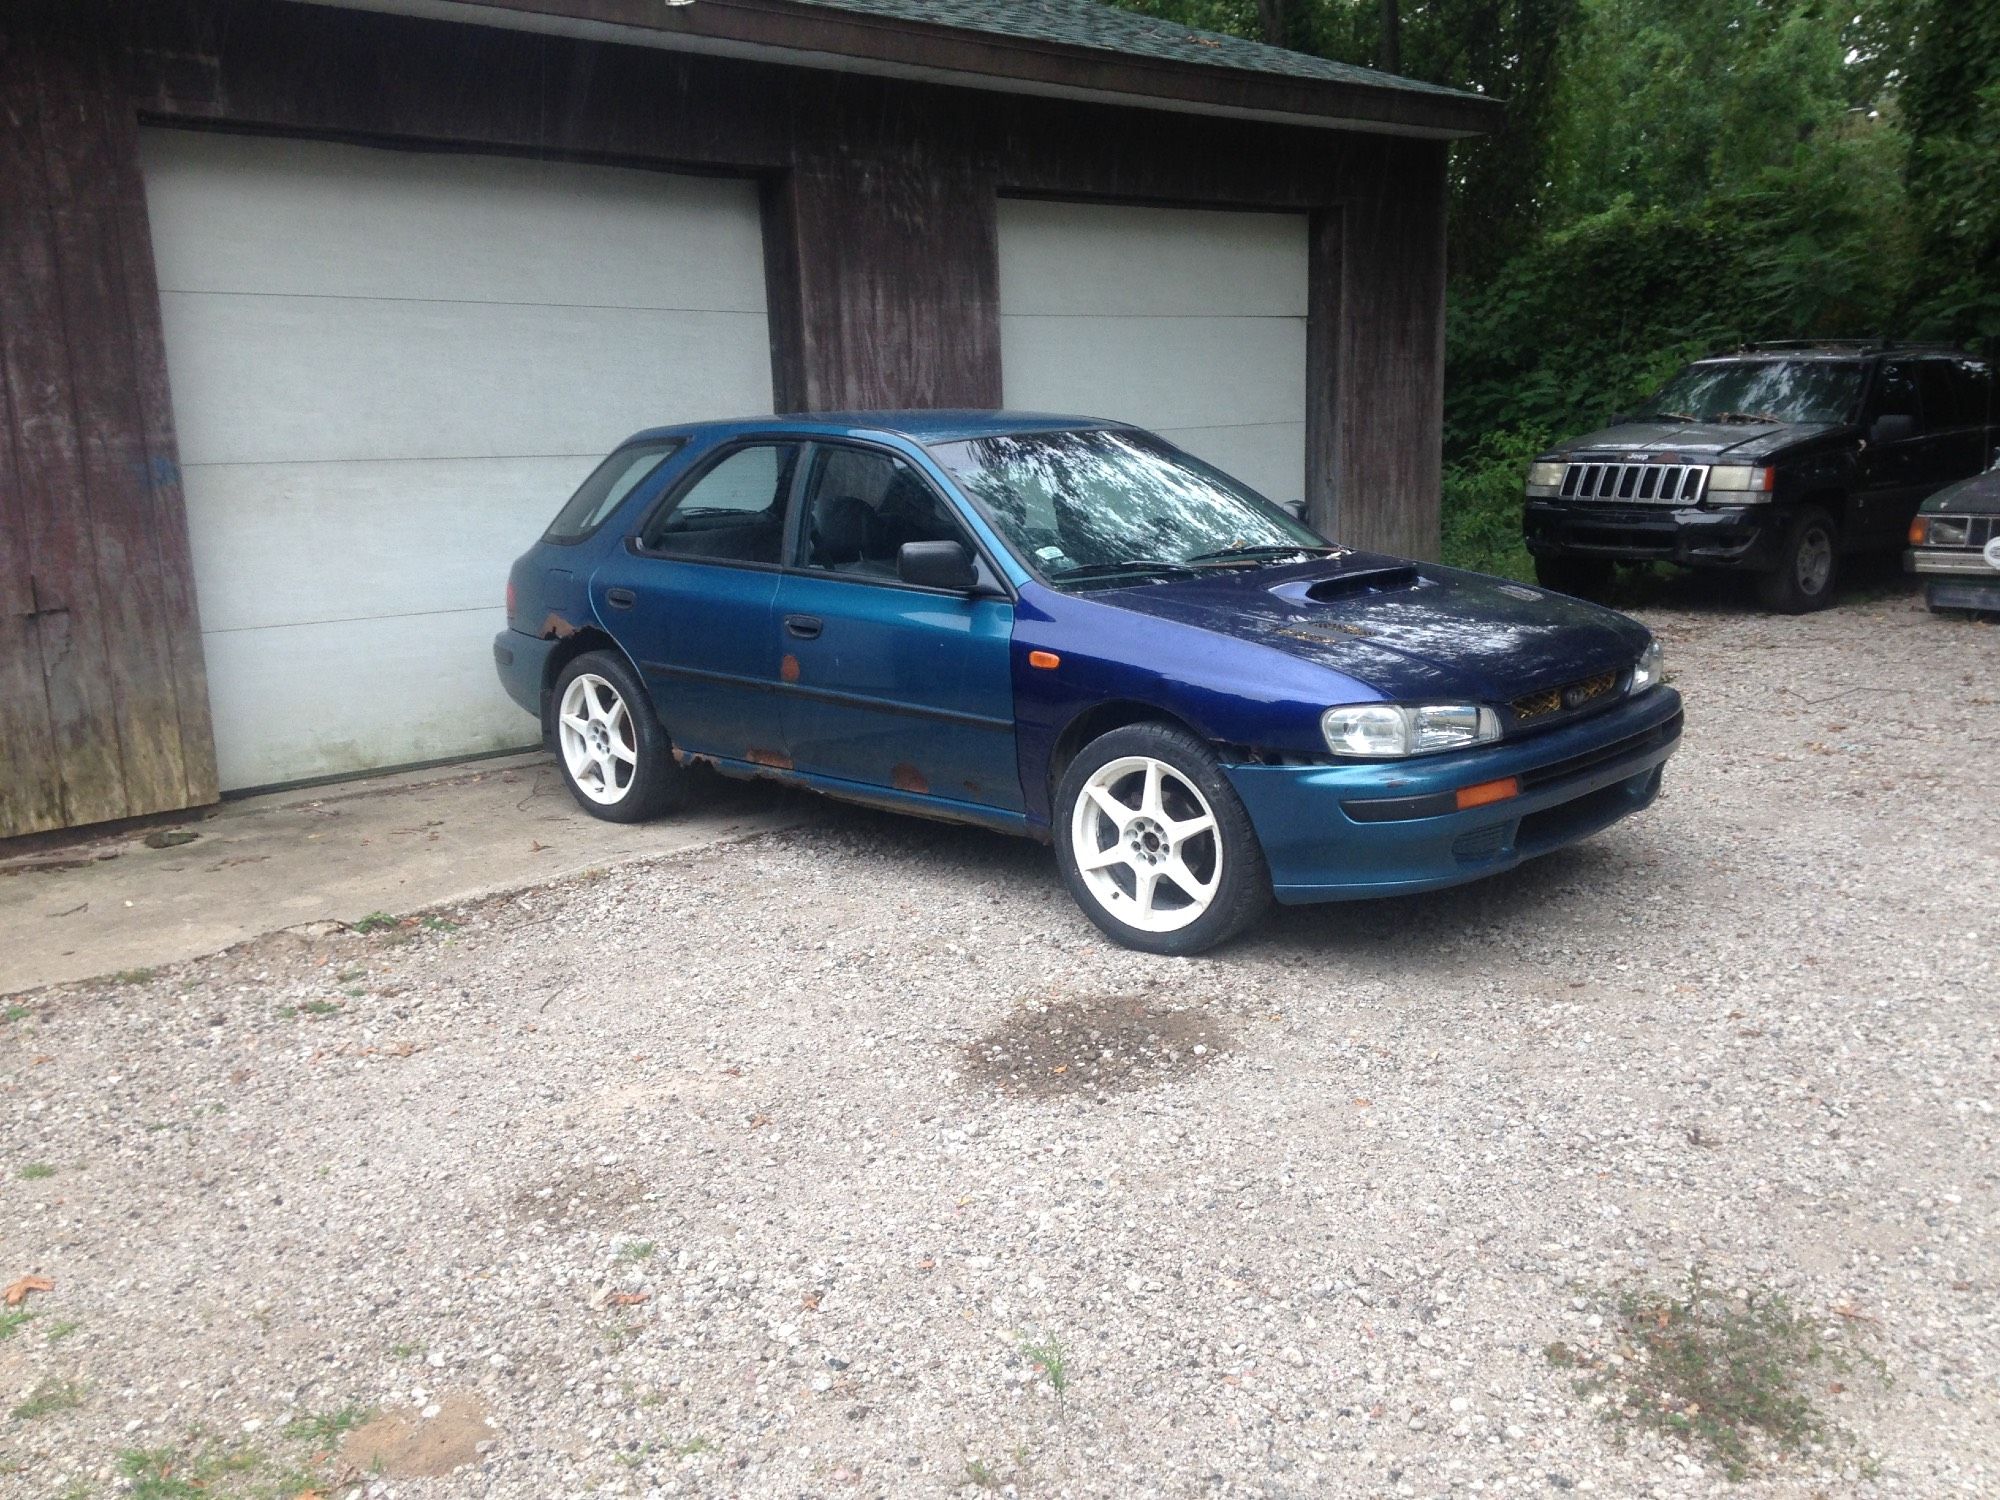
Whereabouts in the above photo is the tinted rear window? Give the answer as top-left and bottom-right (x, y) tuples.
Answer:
(544, 439), (683, 542)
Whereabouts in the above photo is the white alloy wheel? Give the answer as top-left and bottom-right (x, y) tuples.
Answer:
(1068, 754), (1224, 933)
(557, 672), (638, 806)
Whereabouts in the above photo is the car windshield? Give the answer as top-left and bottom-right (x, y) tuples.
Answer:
(1634, 359), (1866, 425)
(925, 428), (1327, 587)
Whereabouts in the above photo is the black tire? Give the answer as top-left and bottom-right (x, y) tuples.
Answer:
(1756, 506), (1840, 613)
(547, 649), (689, 823)
(1052, 722), (1272, 956)
(1533, 555), (1615, 601)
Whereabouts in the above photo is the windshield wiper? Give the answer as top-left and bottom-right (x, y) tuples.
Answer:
(1714, 410), (1785, 425)
(1051, 559), (1196, 586)
(1180, 543), (1340, 568)
(1642, 410), (1701, 423)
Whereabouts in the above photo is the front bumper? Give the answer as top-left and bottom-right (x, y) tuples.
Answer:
(1223, 687), (1683, 904)
(1906, 548), (2000, 610)
(1525, 499), (1784, 571)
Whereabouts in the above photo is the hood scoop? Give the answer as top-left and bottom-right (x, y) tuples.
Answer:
(1272, 566), (1422, 606)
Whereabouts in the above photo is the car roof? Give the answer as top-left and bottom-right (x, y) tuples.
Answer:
(623, 410), (1132, 445)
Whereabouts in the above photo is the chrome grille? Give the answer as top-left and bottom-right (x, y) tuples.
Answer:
(1511, 670), (1619, 724)
(1559, 461), (1708, 504)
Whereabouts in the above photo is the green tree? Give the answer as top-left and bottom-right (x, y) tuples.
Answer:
(1900, 0), (2000, 335)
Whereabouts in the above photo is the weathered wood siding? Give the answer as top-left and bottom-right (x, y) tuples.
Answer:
(0, 9), (217, 838)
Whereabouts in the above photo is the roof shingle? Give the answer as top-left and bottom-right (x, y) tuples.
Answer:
(789, 0), (1481, 103)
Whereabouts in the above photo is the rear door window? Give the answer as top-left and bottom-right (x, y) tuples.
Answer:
(1916, 361), (1963, 429)
(640, 443), (800, 565)
(1947, 359), (1993, 429)
(544, 439), (682, 542)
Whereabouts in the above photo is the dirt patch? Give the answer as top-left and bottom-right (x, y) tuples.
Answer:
(962, 995), (1232, 1099)
(339, 1393), (494, 1478)
(510, 1167), (648, 1225)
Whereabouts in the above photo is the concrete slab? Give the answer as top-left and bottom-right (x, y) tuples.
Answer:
(0, 753), (803, 995)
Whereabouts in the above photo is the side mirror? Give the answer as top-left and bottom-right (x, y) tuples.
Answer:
(897, 539), (978, 592)
(1872, 413), (1918, 444)
(1280, 498), (1308, 522)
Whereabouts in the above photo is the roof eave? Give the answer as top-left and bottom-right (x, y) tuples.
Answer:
(291, 0), (1503, 140)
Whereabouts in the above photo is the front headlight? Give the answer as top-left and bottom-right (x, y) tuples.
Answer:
(1705, 465), (1774, 497)
(1629, 639), (1665, 694)
(1526, 461), (1566, 488)
(1322, 703), (1502, 758)
(1924, 517), (1971, 547)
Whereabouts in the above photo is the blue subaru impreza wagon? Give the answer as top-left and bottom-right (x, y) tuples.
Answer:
(495, 413), (1682, 954)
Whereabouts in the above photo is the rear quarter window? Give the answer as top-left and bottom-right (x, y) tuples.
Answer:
(543, 439), (684, 543)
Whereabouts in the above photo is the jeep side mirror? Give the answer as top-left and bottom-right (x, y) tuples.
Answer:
(1280, 498), (1308, 522)
(1871, 413), (1919, 444)
(897, 539), (978, 592)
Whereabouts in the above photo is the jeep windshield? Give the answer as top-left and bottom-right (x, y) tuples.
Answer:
(1634, 359), (1866, 426)
(926, 428), (1329, 588)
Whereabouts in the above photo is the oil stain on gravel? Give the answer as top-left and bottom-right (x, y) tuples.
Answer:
(963, 995), (1232, 1099)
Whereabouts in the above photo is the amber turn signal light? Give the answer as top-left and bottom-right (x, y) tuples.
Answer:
(1908, 517), (1927, 546)
(1028, 650), (1061, 670)
(1454, 776), (1520, 811)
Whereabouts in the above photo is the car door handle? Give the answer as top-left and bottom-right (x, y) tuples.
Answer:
(785, 614), (823, 639)
(605, 587), (636, 610)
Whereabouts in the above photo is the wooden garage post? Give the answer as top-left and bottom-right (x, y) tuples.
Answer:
(0, 6), (218, 838)
(1331, 138), (1448, 561)
(765, 150), (1004, 412)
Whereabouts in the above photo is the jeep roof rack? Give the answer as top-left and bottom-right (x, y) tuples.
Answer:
(1728, 338), (1975, 355)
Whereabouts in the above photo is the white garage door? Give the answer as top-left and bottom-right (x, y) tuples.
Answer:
(997, 199), (1309, 506)
(141, 130), (773, 790)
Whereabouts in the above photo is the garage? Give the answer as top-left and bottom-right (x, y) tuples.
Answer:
(140, 130), (774, 790)
(996, 199), (1310, 507)
(1, 0), (1491, 838)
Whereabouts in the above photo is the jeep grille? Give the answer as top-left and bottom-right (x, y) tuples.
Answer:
(1511, 670), (1619, 723)
(1560, 461), (1708, 504)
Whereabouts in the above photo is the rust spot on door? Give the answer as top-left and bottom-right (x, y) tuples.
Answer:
(781, 653), (800, 683)
(538, 613), (578, 640)
(747, 748), (794, 771)
(891, 763), (928, 794)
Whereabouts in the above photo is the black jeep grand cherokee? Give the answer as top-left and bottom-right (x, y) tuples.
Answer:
(1523, 343), (1996, 612)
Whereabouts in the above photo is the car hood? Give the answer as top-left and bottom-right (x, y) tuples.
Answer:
(1920, 465), (2000, 515)
(1094, 554), (1649, 702)
(1555, 420), (1841, 461)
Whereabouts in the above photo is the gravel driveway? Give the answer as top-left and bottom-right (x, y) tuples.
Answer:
(4, 583), (1996, 1499)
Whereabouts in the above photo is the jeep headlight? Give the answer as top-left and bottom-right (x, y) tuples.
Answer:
(1322, 703), (1502, 758)
(1705, 465), (1774, 497)
(1630, 638), (1665, 694)
(1526, 461), (1566, 488)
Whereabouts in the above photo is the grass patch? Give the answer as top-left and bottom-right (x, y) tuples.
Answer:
(0, 1310), (34, 1341)
(351, 912), (399, 934)
(1020, 1331), (1072, 1419)
(296, 999), (342, 1018)
(19, 1162), (55, 1180)
(1551, 1268), (1879, 1480)
(618, 1240), (656, 1262)
(390, 1341), (422, 1359)
(111, 968), (155, 986)
(2, 1003), (28, 1024)
(45, 1319), (80, 1342)
(674, 1435), (716, 1456)
(281, 1403), (372, 1445)
(11, 1378), (84, 1421)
